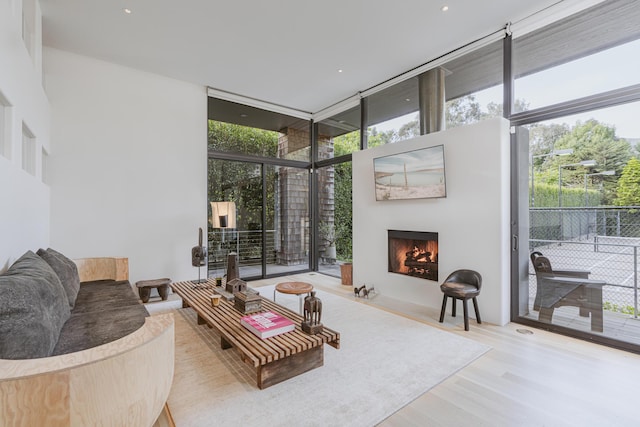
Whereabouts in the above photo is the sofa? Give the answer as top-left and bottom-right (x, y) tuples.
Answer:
(0, 249), (174, 427)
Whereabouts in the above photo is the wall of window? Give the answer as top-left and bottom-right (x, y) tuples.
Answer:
(362, 40), (504, 146)
(206, 3), (640, 349)
(207, 99), (312, 279)
(316, 104), (361, 159)
(511, 0), (640, 353)
(513, 0), (640, 113)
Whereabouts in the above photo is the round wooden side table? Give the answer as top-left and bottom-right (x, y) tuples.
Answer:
(274, 281), (314, 314)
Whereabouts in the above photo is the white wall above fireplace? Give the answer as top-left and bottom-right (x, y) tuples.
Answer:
(352, 118), (511, 326)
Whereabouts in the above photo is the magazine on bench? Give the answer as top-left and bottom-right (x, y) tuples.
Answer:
(240, 311), (295, 339)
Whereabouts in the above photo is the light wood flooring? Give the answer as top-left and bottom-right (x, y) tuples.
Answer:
(157, 272), (640, 426)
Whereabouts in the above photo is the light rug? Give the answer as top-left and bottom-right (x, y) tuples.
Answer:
(166, 286), (490, 427)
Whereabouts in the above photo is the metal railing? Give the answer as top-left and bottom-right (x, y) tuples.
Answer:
(207, 230), (277, 272)
(530, 238), (639, 318)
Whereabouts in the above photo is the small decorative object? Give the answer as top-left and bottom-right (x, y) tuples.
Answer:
(226, 277), (247, 294)
(210, 294), (221, 307)
(354, 285), (376, 298)
(226, 252), (239, 282)
(234, 290), (262, 314)
(301, 291), (323, 335)
(215, 277), (223, 287)
(340, 262), (353, 286)
(191, 227), (208, 284)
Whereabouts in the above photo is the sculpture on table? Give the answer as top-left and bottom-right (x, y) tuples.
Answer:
(227, 252), (239, 282)
(191, 227), (208, 284)
(301, 291), (323, 334)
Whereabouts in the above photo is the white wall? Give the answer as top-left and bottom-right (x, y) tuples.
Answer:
(0, 0), (50, 271)
(353, 118), (511, 325)
(43, 48), (207, 284)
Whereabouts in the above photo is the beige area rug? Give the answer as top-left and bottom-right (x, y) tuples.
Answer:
(166, 286), (490, 427)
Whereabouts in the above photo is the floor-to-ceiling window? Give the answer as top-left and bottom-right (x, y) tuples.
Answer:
(315, 105), (359, 277)
(207, 97), (311, 280)
(511, 0), (640, 352)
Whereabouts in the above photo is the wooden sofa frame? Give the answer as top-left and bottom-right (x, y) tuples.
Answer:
(0, 257), (175, 427)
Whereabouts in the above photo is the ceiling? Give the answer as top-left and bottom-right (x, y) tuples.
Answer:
(40, 0), (562, 114)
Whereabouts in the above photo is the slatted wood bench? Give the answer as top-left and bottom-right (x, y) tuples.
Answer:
(170, 279), (340, 389)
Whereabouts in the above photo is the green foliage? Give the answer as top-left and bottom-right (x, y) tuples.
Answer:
(534, 119), (631, 205)
(614, 157), (640, 206)
(334, 131), (359, 156)
(446, 95), (483, 127)
(603, 301), (637, 315)
(207, 121), (280, 232)
(208, 120), (278, 157)
(531, 183), (601, 207)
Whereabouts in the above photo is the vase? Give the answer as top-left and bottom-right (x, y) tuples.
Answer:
(340, 262), (353, 286)
(325, 245), (337, 260)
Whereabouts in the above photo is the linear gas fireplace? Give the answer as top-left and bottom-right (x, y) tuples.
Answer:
(388, 230), (439, 281)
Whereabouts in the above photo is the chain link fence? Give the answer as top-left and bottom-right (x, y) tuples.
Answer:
(530, 207), (640, 317)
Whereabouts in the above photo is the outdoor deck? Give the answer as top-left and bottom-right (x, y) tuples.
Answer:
(528, 237), (640, 346)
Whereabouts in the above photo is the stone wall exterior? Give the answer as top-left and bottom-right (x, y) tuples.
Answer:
(277, 128), (310, 265)
(275, 128), (335, 265)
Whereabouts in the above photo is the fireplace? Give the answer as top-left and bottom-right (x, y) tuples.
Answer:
(388, 230), (439, 281)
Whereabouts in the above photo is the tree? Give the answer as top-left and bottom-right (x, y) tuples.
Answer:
(207, 120), (279, 233)
(536, 119), (632, 205)
(446, 95), (482, 127)
(615, 157), (640, 206)
(208, 120), (278, 157)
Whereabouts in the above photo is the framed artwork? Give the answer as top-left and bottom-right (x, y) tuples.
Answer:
(373, 144), (446, 201)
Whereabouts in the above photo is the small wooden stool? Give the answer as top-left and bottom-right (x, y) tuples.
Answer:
(136, 278), (171, 303)
(274, 281), (313, 313)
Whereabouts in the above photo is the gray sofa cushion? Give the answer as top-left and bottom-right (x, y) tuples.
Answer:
(53, 280), (148, 355)
(37, 248), (81, 309)
(0, 251), (71, 359)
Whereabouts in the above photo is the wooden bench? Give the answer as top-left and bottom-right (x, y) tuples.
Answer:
(171, 279), (339, 389)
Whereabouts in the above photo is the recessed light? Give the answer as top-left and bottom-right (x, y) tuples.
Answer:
(441, 5), (449, 12)
(405, 98), (411, 102)
(337, 69), (343, 73)
(240, 114), (248, 118)
(124, 8), (132, 14)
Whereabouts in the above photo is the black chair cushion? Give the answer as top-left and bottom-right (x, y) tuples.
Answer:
(440, 281), (480, 298)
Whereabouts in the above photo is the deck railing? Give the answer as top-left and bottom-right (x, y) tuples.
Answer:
(207, 230), (277, 272)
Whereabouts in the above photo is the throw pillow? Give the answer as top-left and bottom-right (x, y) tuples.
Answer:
(0, 251), (71, 359)
(37, 248), (81, 309)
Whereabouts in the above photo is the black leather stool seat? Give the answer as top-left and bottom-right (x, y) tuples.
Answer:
(439, 269), (482, 331)
(440, 281), (480, 299)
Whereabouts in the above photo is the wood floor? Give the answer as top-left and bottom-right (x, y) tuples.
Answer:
(157, 272), (640, 426)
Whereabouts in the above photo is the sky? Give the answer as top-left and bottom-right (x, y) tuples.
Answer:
(374, 38), (640, 139)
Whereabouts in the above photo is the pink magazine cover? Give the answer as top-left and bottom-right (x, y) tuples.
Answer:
(240, 311), (295, 339)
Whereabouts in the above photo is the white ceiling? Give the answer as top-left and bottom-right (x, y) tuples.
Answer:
(40, 0), (561, 114)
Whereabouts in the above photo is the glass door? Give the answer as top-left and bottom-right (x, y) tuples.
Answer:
(208, 158), (311, 280)
(514, 101), (640, 351)
(208, 158), (263, 279)
(265, 165), (310, 276)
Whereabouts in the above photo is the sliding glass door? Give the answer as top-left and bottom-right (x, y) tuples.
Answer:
(511, 0), (640, 351)
(208, 158), (310, 280)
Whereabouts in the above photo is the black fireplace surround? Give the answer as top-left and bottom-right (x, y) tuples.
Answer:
(388, 230), (439, 281)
